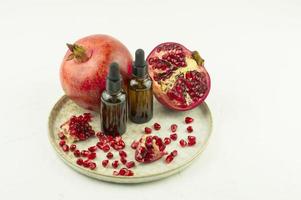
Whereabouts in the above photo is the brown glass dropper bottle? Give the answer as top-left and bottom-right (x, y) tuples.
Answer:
(100, 62), (127, 136)
(128, 49), (153, 123)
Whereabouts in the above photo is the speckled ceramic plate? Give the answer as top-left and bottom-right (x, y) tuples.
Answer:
(48, 95), (212, 183)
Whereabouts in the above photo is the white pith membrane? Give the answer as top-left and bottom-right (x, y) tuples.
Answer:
(150, 49), (205, 107)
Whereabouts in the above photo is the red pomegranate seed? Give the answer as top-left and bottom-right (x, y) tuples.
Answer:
(76, 158), (83, 165)
(74, 149), (81, 157)
(106, 152), (113, 159)
(89, 162), (97, 170)
(58, 132), (65, 140)
(83, 160), (90, 168)
(188, 140), (196, 146)
(59, 140), (65, 147)
(102, 159), (109, 167)
(62, 144), (69, 152)
(164, 137), (171, 145)
(120, 157), (127, 165)
(165, 154), (174, 163)
(188, 136), (196, 142)
(88, 146), (97, 152)
(81, 150), (90, 157)
(185, 117), (194, 124)
(102, 144), (110, 152)
(153, 123), (161, 130)
(119, 168), (127, 176)
(125, 161), (135, 168)
(170, 124), (178, 132)
(179, 139), (187, 147)
(131, 140), (139, 149)
(144, 127), (152, 134)
(70, 144), (76, 152)
(171, 150), (178, 157)
(88, 152), (96, 160)
(112, 160), (119, 168)
(119, 150), (127, 158)
(170, 133), (178, 141)
(187, 126), (193, 133)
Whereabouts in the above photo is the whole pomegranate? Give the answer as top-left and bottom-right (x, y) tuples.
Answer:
(60, 34), (132, 111)
(147, 42), (210, 110)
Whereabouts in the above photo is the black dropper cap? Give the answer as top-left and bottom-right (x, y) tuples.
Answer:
(106, 62), (122, 95)
(133, 49), (147, 77)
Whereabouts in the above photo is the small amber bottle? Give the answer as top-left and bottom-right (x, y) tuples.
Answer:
(100, 62), (127, 136)
(128, 49), (153, 123)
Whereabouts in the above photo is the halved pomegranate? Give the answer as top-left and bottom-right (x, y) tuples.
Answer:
(135, 135), (166, 163)
(147, 42), (210, 110)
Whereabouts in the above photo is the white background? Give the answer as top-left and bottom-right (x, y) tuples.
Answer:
(0, 0), (300, 199)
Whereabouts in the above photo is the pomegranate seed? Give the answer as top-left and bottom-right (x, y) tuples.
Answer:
(185, 117), (194, 124)
(106, 152), (113, 159)
(119, 168), (127, 176)
(120, 157), (127, 165)
(88, 152), (96, 160)
(62, 144), (69, 152)
(76, 158), (83, 165)
(188, 140), (196, 146)
(59, 140), (65, 147)
(89, 162), (97, 170)
(58, 132), (65, 140)
(165, 154), (174, 163)
(144, 127), (152, 134)
(102, 159), (109, 167)
(102, 144), (110, 152)
(131, 140), (139, 149)
(170, 124), (178, 132)
(188, 136), (196, 142)
(74, 149), (81, 157)
(171, 150), (178, 157)
(164, 137), (171, 145)
(187, 126), (193, 133)
(112, 160), (119, 168)
(179, 139), (187, 147)
(83, 160), (90, 168)
(81, 150), (90, 157)
(70, 144), (76, 152)
(126, 161), (135, 168)
(153, 123), (161, 130)
(88, 146), (97, 152)
(119, 150), (127, 158)
(170, 133), (178, 141)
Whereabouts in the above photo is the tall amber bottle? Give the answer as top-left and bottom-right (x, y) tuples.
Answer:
(128, 49), (153, 123)
(100, 62), (127, 136)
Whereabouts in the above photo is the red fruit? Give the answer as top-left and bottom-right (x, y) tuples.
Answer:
(62, 144), (69, 152)
(102, 145), (110, 152)
(188, 136), (196, 142)
(164, 137), (171, 145)
(83, 160), (90, 168)
(88, 146), (97, 152)
(153, 123), (161, 130)
(188, 140), (196, 146)
(58, 132), (65, 140)
(111, 136), (125, 150)
(76, 158), (83, 165)
(119, 168), (127, 176)
(144, 127), (152, 134)
(120, 157), (127, 165)
(60, 34), (132, 112)
(112, 160), (119, 168)
(165, 154), (174, 164)
(188, 136), (196, 146)
(185, 117), (194, 124)
(70, 144), (76, 152)
(102, 159), (109, 167)
(60, 113), (95, 142)
(81, 150), (90, 157)
(135, 135), (166, 163)
(131, 140), (139, 149)
(171, 150), (178, 157)
(147, 43), (210, 111)
(125, 161), (135, 168)
(170, 133), (178, 141)
(187, 126), (193, 133)
(74, 149), (81, 157)
(179, 139), (187, 147)
(106, 152), (113, 159)
(89, 162), (97, 170)
(119, 150), (127, 158)
(88, 152), (96, 160)
(170, 124), (178, 132)
(114, 168), (134, 176)
(59, 140), (65, 147)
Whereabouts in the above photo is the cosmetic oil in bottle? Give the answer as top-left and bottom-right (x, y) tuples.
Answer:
(100, 62), (127, 136)
(128, 49), (153, 123)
